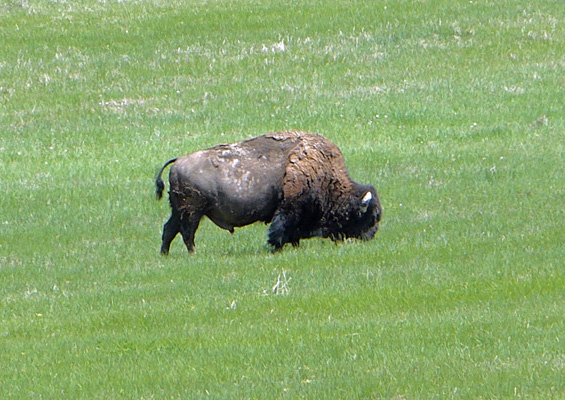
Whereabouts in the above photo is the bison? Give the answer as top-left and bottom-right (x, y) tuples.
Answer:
(155, 130), (382, 254)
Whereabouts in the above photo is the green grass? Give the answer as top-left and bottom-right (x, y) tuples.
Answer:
(1, 0), (563, 398)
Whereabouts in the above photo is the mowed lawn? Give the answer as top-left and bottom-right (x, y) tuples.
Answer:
(1, 0), (563, 398)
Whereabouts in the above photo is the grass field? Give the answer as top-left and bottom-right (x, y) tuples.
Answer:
(1, 0), (563, 398)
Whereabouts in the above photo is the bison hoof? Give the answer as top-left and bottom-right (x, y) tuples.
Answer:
(269, 244), (284, 253)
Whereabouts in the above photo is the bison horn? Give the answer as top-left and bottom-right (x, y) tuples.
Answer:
(361, 191), (372, 213)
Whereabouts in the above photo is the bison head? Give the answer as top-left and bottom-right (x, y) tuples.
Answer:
(339, 184), (382, 241)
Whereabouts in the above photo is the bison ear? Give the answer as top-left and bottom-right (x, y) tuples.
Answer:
(360, 191), (372, 213)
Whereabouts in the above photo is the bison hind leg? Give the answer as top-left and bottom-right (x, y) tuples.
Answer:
(160, 208), (202, 255)
(161, 212), (181, 255)
(178, 210), (205, 254)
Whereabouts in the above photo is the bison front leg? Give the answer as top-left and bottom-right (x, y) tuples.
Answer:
(268, 212), (301, 251)
(267, 214), (287, 250)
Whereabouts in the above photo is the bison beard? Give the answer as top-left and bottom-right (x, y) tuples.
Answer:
(155, 131), (382, 254)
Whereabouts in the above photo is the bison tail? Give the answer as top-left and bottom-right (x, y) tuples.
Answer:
(155, 158), (178, 200)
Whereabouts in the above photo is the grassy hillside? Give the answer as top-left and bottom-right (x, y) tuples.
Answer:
(1, 0), (563, 398)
